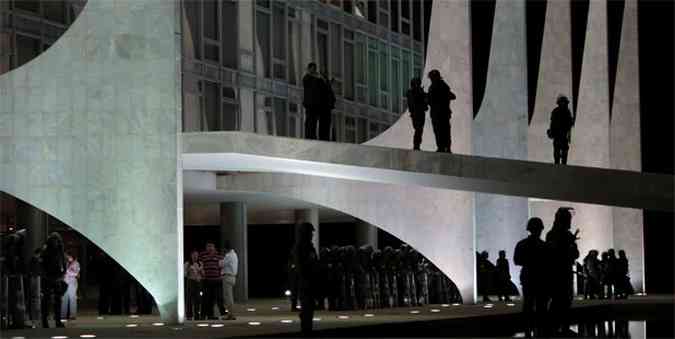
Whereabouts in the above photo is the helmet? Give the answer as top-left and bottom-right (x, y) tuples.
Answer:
(556, 95), (570, 105)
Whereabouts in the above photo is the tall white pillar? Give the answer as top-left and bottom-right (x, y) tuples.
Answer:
(220, 202), (248, 302)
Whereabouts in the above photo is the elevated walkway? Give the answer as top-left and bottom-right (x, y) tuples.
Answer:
(182, 132), (674, 212)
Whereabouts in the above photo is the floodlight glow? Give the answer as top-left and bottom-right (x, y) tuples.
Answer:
(280, 319), (294, 324)
(271, 306), (280, 310)
(284, 290), (292, 296)
(248, 321), (262, 326)
(80, 335), (96, 338)
(125, 324), (138, 328)
(337, 315), (350, 319)
(363, 313), (375, 317)
(247, 308), (256, 312)
(210, 324), (224, 328)
(152, 322), (165, 326)
(409, 310), (421, 314)
(197, 323), (209, 327)
(430, 309), (441, 313)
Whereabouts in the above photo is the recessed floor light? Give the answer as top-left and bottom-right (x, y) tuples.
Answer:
(483, 304), (494, 309)
(247, 308), (256, 312)
(337, 315), (350, 319)
(197, 323), (209, 327)
(248, 321), (262, 326)
(152, 322), (165, 326)
(363, 313), (375, 317)
(280, 319), (294, 324)
(271, 306), (280, 310)
(129, 315), (139, 318)
(125, 324), (138, 328)
(52, 336), (68, 339)
(96, 316), (104, 320)
(80, 335), (96, 338)
(312, 317), (322, 321)
(506, 303), (516, 307)
(452, 303), (461, 306)
(409, 310), (421, 314)
(430, 309), (441, 313)
(210, 324), (224, 328)
(441, 304), (450, 307)
(11, 337), (26, 339)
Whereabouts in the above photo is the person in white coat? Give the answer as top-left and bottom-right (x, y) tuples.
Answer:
(61, 252), (80, 320)
(220, 240), (238, 320)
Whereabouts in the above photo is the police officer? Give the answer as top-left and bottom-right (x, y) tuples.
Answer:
(514, 218), (547, 338)
(547, 95), (575, 164)
(406, 77), (428, 150)
(427, 70), (456, 153)
(40, 232), (67, 328)
(292, 223), (318, 336)
(545, 208), (580, 336)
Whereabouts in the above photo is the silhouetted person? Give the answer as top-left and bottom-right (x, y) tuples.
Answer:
(496, 250), (512, 302)
(319, 72), (336, 141)
(293, 222), (318, 336)
(199, 242), (226, 319)
(303, 62), (322, 139)
(406, 77), (428, 150)
(40, 232), (67, 328)
(545, 208), (579, 336)
(583, 250), (601, 299)
(606, 249), (619, 299)
(514, 217), (548, 338)
(427, 69), (456, 153)
(185, 250), (203, 320)
(547, 95), (574, 164)
(477, 251), (495, 302)
(615, 250), (633, 298)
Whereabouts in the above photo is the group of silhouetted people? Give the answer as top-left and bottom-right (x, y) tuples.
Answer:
(406, 70), (456, 152)
(303, 62), (336, 141)
(477, 250), (518, 302)
(580, 248), (633, 300)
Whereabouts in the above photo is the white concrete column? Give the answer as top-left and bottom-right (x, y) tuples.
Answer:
(295, 209), (319, 251)
(220, 202), (248, 302)
(355, 220), (378, 249)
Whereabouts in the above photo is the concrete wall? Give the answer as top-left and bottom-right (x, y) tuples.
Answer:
(0, 0), (183, 322)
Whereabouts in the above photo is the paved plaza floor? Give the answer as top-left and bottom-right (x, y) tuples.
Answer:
(3, 295), (672, 338)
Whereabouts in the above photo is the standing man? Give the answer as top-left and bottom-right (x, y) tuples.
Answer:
(495, 250), (512, 302)
(40, 232), (67, 328)
(514, 218), (548, 338)
(303, 62), (322, 139)
(427, 70), (456, 153)
(406, 77), (428, 150)
(61, 252), (80, 320)
(220, 241), (238, 320)
(547, 95), (575, 164)
(319, 72), (336, 141)
(200, 242), (226, 320)
(545, 208), (580, 336)
(293, 222), (319, 336)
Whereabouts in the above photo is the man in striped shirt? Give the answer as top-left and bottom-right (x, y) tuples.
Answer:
(199, 242), (226, 319)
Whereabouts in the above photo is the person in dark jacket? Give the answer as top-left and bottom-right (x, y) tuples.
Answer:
(514, 218), (547, 338)
(545, 208), (580, 336)
(40, 232), (67, 328)
(319, 72), (336, 141)
(406, 77), (428, 150)
(547, 95), (575, 164)
(427, 70), (456, 153)
(495, 250), (512, 302)
(293, 223), (319, 336)
(303, 62), (323, 140)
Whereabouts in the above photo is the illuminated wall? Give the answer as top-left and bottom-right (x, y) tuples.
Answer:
(0, 0), (184, 322)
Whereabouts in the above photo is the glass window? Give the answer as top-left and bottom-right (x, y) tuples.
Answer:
(288, 20), (302, 85)
(369, 121), (380, 138)
(367, 1), (377, 23)
(391, 0), (399, 32)
(16, 34), (40, 68)
(401, 0), (410, 18)
(357, 118), (368, 143)
(204, 43), (219, 62)
(14, 0), (39, 13)
(185, 0), (202, 60)
(392, 58), (400, 113)
(379, 13), (389, 28)
(273, 63), (286, 79)
(222, 101), (238, 131)
(344, 41), (354, 100)
(202, 82), (220, 131)
(317, 31), (329, 75)
(379, 44), (388, 92)
(274, 98), (288, 136)
(289, 115), (297, 138)
(368, 50), (378, 106)
(379, 0), (389, 10)
(273, 3), (286, 60)
(222, 0), (238, 69)
(44, 1), (66, 23)
(402, 21), (411, 36)
(257, 0), (270, 8)
(355, 36), (366, 85)
(402, 50), (411, 96)
(331, 23), (342, 78)
(345, 116), (356, 143)
(204, 0), (218, 40)
(343, 0), (353, 14)
(256, 11), (271, 78)
(413, 0), (421, 41)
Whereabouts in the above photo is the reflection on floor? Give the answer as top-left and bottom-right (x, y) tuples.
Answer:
(4, 295), (673, 338)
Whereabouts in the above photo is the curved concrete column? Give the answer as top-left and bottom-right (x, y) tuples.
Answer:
(218, 172), (476, 304)
(0, 0), (183, 323)
(472, 0), (528, 291)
